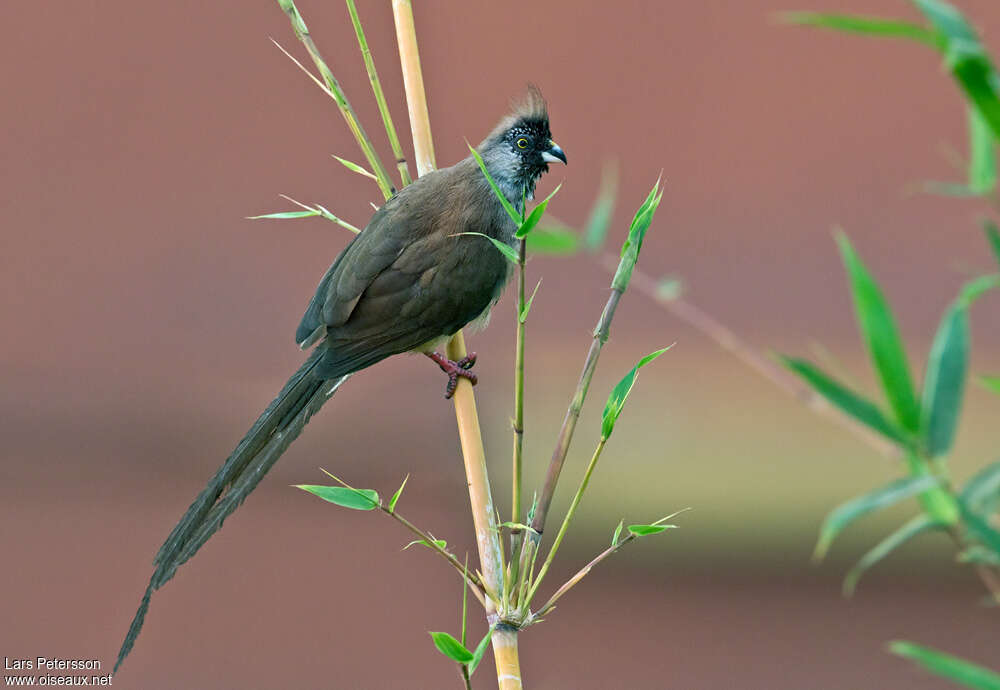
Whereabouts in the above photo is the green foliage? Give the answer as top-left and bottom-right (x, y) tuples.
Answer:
(611, 519), (624, 546)
(962, 461), (1000, 514)
(516, 184), (562, 239)
(814, 475), (939, 561)
(780, 11), (943, 47)
(295, 485), (379, 510)
(889, 640), (1000, 690)
(921, 299), (971, 458)
(527, 224), (579, 255)
(248, 210), (320, 220)
(468, 144), (522, 226)
(967, 108), (997, 194)
(843, 515), (943, 595)
(332, 154), (378, 181)
(985, 220), (1000, 268)
(601, 346), (672, 439)
(627, 524), (677, 536)
(455, 232), (521, 264)
(429, 631), (474, 664)
(837, 233), (921, 432)
(980, 376), (1000, 394)
(387, 474), (408, 513)
(611, 178), (664, 293)
(518, 279), (542, 323)
(468, 629), (493, 675)
(403, 538), (447, 551)
(779, 356), (911, 446)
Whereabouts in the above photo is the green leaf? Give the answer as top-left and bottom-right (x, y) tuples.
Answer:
(779, 356), (911, 446)
(889, 640), (1000, 690)
(779, 12), (944, 48)
(429, 631), (474, 664)
(468, 628), (493, 675)
(985, 220), (1000, 268)
(403, 538), (447, 551)
(601, 345), (673, 439)
(627, 524), (677, 536)
(980, 376), (1000, 394)
(967, 107), (997, 193)
(611, 177), (664, 293)
(960, 461), (1000, 511)
(959, 501), (1000, 557)
(387, 473), (408, 513)
(526, 224), (579, 254)
(611, 519), (624, 546)
(836, 233), (921, 432)
(295, 484), (378, 510)
(813, 475), (939, 561)
(498, 521), (539, 535)
(454, 232), (520, 264)
(843, 514), (943, 595)
(958, 545), (1000, 566)
(468, 144), (522, 226)
(519, 279), (542, 323)
(583, 164), (618, 251)
(516, 184), (561, 239)
(332, 154), (378, 181)
(921, 301), (970, 458)
(913, 0), (1000, 141)
(248, 210), (319, 220)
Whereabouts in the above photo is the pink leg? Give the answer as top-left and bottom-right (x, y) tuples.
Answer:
(424, 351), (478, 399)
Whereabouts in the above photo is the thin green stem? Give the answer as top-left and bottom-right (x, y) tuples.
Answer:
(532, 534), (636, 621)
(527, 438), (607, 603)
(512, 239), (526, 530)
(530, 289), (623, 537)
(276, 0), (395, 200)
(344, 0), (412, 187)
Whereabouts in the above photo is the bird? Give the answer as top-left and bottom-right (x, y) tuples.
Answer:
(115, 86), (566, 671)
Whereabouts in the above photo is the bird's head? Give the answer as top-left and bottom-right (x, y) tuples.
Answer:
(477, 85), (566, 202)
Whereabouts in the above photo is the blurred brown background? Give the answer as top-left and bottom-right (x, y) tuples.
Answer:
(3, 0), (1000, 687)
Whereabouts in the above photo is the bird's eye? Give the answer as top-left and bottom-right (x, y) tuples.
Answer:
(516, 137), (529, 149)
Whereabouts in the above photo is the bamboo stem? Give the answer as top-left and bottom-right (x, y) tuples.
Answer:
(391, 3), (519, 687)
(512, 240), (527, 529)
(530, 288), (623, 537)
(528, 439), (606, 603)
(345, 0), (412, 187)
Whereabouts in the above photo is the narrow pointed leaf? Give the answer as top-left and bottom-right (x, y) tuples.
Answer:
(403, 538), (447, 551)
(611, 178), (663, 292)
(779, 356), (911, 446)
(960, 461), (1000, 510)
(813, 475), (939, 560)
(921, 301), (969, 457)
(611, 519), (624, 546)
(836, 233), (921, 432)
(296, 485), (378, 510)
(959, 501), (1000, 557)
(981, 376), (1000, 394)
(454, 232), (520, 263)
(967, 107), (997, 193)
(519, 279), (542, 323)
(913, 0), (1000, 141)
(332, 155), (378, 181)
(429, 631), (474, 664)
(516, 184), (561, 239)
(843, 515), (942, 595)
(889, 640), (1000, 690)
(985, 220), (1000, 268)
(526, 224), (579, 254)
(387, 474), (409, 513)
(627, 524), (678, 536)
(468, 628), (494, 676)
(248, 210), (319, 220)
(779, 12), (944, 47)
(601, 345), (673, 439)
(583, 165), (618, 251)
(468, 144), (522, 225)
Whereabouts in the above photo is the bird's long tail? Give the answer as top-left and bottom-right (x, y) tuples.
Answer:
(115, 349), (349, 671)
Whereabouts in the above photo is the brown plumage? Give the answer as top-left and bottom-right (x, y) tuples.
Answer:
(116, 88), (565, 670)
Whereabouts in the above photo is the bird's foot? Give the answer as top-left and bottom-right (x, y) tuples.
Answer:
(425, 351), (478, 399)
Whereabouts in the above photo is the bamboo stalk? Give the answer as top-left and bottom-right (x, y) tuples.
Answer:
(512, 240), (527, 529)
(276, 0), (396, 200)
(391, 2), (519, 687)
(527, 438), (606, 603)
(530, 289), (623, 537)
(345, 0), (412, 187)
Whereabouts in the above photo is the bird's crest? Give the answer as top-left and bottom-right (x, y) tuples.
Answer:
(488, 85), (549, 139)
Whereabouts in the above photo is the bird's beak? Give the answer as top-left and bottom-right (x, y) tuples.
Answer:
(541, 141), (567, 165)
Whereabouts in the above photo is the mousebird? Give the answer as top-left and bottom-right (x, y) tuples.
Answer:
(116, 87), (566, 670)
